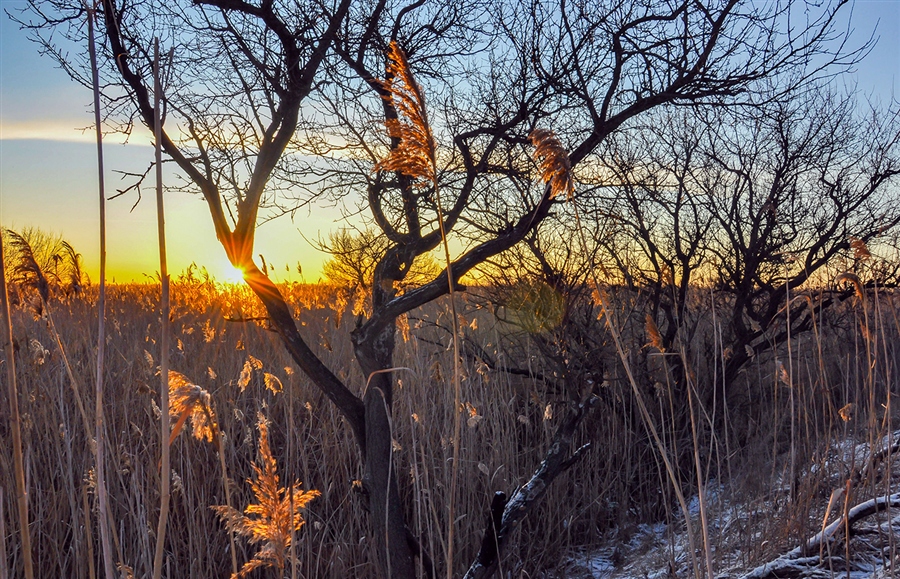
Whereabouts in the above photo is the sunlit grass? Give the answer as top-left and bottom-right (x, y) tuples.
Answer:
(4, 266), (900, 577)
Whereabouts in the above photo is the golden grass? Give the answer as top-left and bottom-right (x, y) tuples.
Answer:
(1, 277), (899, 577)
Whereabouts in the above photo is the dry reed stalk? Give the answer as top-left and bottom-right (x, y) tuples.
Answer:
(684, 362), (715, 578)
(532, 127), (703, 577)
(152, 38), (172, 579)
(0, 486), (9, 579)
(4, 228), (92, 437)
(286, 366), (297, 579)
(166, 370), (237, 573)
(85, 3), (116, 576)
(46, 310), (92, 436)
(0, 219), (33, 579)
(377, 41), (463, 577)
(82, 484), (96, 579)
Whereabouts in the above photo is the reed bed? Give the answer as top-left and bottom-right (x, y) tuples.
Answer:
(0, 276), (898, 577)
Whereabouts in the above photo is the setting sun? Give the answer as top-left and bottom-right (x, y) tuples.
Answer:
(222, 262), (246, 285)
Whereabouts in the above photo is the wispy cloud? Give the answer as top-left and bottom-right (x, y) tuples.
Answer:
(0, 119), (152, 143)
(0, 119), (98, 142)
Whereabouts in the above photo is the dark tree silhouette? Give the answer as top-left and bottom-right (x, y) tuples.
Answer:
(16, 0), (868, 575)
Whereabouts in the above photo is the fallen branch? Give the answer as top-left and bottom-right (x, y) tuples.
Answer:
(740, 493), (900, 579)
(854, 430), (900, 484)
(463, 396), (596, 579)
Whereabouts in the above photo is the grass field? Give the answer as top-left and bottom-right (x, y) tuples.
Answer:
(1, 273), (899, 578)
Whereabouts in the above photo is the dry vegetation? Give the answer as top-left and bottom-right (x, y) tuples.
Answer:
(6, 1), (900, 576)
(2, 262), (900, 577)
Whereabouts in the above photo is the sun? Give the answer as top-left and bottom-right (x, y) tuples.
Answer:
(221, 262), (246, 285)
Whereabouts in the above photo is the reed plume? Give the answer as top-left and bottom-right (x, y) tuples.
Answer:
(166, 369), (238, 573)
(167, 371), (217, 444)
(3, 229), (92, 437)
(373, 41), (436, 184)
(213, 414), (320, 578)
(59, 241), (86, 295)
(835, 271), (865, 301)
(849, 236), (871, 261)
(530, 129), (574, 200)
(4, 229), (50, 305)
(645, 314), (665, 352)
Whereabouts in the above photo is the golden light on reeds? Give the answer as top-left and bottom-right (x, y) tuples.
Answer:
(213, 414), (320, 579)
(238, 355), (264, 392)
(530, 128), (574, 200)
(167, 370), (217, 444)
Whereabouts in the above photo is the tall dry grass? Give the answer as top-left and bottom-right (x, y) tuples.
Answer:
(0, 273), (897, 576)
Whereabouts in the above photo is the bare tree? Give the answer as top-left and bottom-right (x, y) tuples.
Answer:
(593, 85), (900, 405)
(704, 89), (900, 389)
(15, 0), (867, 575)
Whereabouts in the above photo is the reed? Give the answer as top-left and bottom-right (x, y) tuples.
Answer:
(0, 226), (33, 579)
(1, 265), (899, 577)
(151, 38), (173, 579)
(376, 41), (464, 578)
(83, 2), (116, 575)
(213, 413), (320, 578)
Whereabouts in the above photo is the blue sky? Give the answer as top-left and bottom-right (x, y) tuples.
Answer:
(1, 0), (898, 282)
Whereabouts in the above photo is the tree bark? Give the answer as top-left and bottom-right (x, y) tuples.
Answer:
(355, 323), (418, 578)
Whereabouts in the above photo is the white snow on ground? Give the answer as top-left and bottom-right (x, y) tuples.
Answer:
(556, 432), (900, 579)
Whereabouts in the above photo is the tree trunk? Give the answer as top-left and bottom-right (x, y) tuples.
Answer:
(242, 262), (417, 578)
(355, 323), (417, 578)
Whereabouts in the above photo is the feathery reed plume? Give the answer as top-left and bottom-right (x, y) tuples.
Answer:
(838, 402), (856, 422)
(645, 314), (665, 352)
(59, 241), (86, 295)
(5, 229), (50, 306)
(4, 229), (93, 436)
(166, 369), (238, 572)
(835, 271), (865, 301)
(374, 41), (436, 184)
(2, 229), (86, 301)
(263, 372), (283, 394)
(530, 129), (574, 200)
(167, 371), (217, 444)
(213, 414), (320, 579)
(849, 236), (871, 261)
(0, 225), (34, 579)
(238, 355), (264, 392)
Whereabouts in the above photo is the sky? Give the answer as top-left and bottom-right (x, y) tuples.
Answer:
(1, 1), (899, 283)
